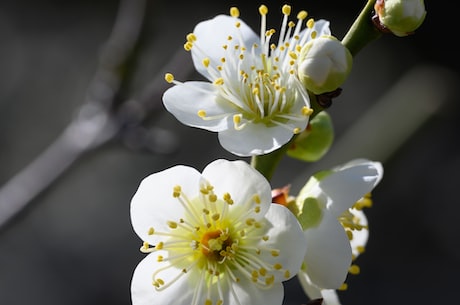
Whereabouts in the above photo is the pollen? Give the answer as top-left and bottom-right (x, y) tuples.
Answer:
(167, 221), (178, 229)
(186, 33), (197, 42)
(297, 10), (308, 20)
(214, 78), (224, 85)
(282, 5), (291, 15)
(198, 110), (207, 118)
(230, 7), (240, 18)
(183, 41), (193, 51)
(302, 106), (314, 116)
(259, 5), (268, 16)
(173, 185), (181, 197)
(349, 264), (361, 275)
(202, 58), (210, 68)
(164, 73), (174, 83)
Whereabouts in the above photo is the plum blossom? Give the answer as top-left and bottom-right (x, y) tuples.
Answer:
(130, 159), (306, 305)
(293, 159), (383, 300)
(163, 5), (332, 156)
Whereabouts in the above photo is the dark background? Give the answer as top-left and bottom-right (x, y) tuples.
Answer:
(1, 1), (458, 305)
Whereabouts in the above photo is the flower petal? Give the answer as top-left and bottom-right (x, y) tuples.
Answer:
(162, 81), (234, 132)
(319, 159), (383, 217)
(218, 123), (295, 156)
(131, 252), (195, 305)
(201, 159), (272, 217)
(231, 278), (284, 305)
(130, 165), (201, 244)
(191, 15), (259, 80)
(302, 212), (352, 289)
(259, 204), (307, 282)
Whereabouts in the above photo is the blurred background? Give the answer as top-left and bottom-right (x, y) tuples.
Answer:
(0, 0), (458, 305)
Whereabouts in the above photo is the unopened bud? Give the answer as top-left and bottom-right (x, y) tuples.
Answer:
(298, 36), (352, 95)
(374, 0), (426, 37)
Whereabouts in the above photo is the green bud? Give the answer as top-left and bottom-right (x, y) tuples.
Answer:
(287, 111), (334, 162)
(374, 0), (426, 37)
(298, 35), (353, 95)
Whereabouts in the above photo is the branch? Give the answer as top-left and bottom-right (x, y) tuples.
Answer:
(0, 0), (147, 230)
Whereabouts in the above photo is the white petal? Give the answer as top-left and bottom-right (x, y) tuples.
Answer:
(192, 15), (259, 80)
(130, 165), (201, 243)
(231, 278), (284, 305)
(162, 81), (234, 132)
(296, 272), (323, 299)
(131, 252), (194, 305)
(218, 123), (294, 156)
(321, 289), (342, 305)
(319, 160), (383, 217)
(303, 212), (352, 289)
(259, 204), (307, 282)
(201, 159), (272, 218)
(312, 19), (332, 36)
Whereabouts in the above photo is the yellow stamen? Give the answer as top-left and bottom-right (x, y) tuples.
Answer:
(230, 7), (240, 18)
(164, 73), (174, 83)
(297, 10), (308, 20)
(259, 5), (268, 16)
(282, 5), (291, 15)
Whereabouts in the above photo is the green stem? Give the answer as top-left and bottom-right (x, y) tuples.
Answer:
(341, 0), (382, 56)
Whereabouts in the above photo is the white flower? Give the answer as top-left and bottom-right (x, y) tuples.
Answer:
(162, 5), (332, 156)
(294, 159), (383, 294)
(298, 196), (374, 305)
(130, 159), (306, 305)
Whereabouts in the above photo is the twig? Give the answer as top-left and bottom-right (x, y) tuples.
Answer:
(0, 0), (147, 229)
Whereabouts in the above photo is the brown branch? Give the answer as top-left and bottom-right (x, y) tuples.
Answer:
(0, 0), (148, 230)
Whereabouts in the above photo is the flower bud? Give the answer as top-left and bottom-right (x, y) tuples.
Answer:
(374, 0), (426, 37)
(287, 111), (334, 162)
(298, 35), (353, 95)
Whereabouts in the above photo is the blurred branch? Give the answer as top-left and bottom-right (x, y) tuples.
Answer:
(0, 0), (193, 230)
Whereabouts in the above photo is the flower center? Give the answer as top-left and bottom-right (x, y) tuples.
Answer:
(200, 229), (234, 262)
(141, 181), (292, 305)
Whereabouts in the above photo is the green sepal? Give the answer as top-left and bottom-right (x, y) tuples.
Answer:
(287, 111), (334, 162)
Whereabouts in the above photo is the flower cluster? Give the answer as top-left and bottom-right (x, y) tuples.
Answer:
(128, 2), (425, 305)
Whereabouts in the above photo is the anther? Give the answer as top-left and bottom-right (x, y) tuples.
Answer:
(259, 5), (268, 16)
(167, 221), (178, 229)
(339, 283), (348, 291)
(230, 7), (240, 18)
(214, 78), (224, 85)
(186, 33), (197, 42)
(282, 5), (291, 15)
(297, 10), (308, 20)
(183, 41), (193, 51)
(202, 58), (210, 68)
(349, 264), (360, 275)
(302, 106), (314, 116)
(164, 73), (174, 83)
(173, 185), (181, 197)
